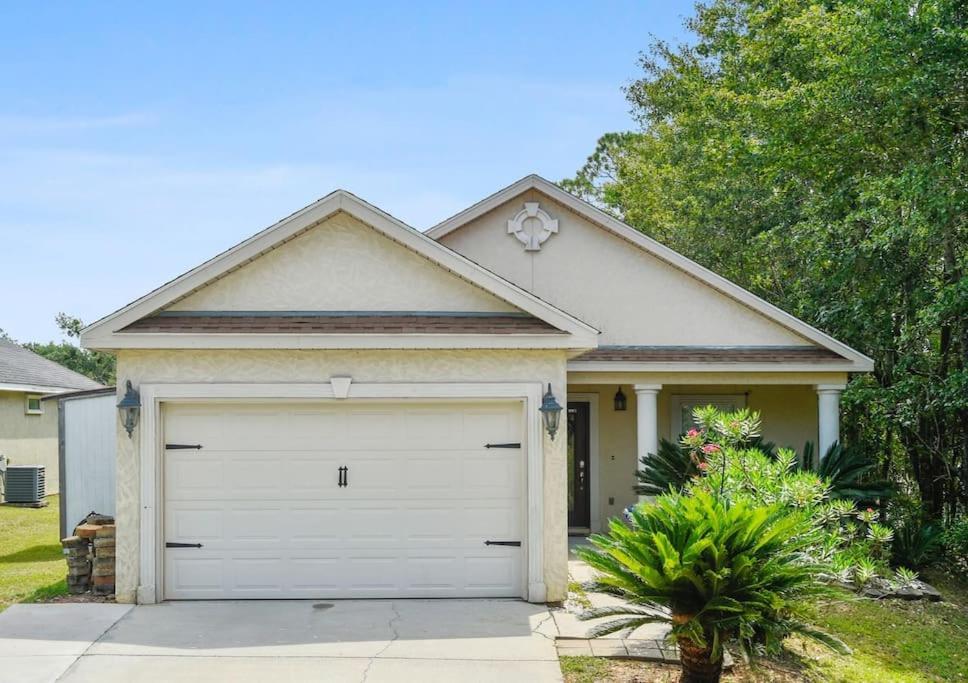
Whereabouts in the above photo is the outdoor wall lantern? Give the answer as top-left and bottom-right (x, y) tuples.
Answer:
(117, 380), (141, 438)
(613, 386), (627, 412)
(539, 383), (563, 440)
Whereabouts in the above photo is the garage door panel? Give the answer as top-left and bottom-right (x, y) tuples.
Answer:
(165, 456), (224, 497)
(402, 410), (464, 448)
(226, 456), (286, 491)
(288, 557), (342, 591)
(462, 504), (519, 539)
(163, 401), (524, 599)
(286, 457), (341, 493)
(232, 558), (287, 592)
(463, 455), (521, 492)
(462, 408), (521, 444)
(465, 555), (518, 590)
(167, 555), (225, 594)
(166, 503), (224, 541)
(288, 506), (343, 543)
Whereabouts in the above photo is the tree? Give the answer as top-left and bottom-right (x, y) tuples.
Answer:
(24, 313), (116, 386)
(566, 0), (967, 520)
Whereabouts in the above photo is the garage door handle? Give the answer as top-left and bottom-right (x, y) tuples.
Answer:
(485, 442), (521, 449)
(484, 540), (521, 547)
(166, 542), (203, 548)
(166, 444), (203, 450)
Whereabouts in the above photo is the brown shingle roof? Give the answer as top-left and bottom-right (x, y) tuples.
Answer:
(120, 312), (565, 335)
(572, 346), (845, 363)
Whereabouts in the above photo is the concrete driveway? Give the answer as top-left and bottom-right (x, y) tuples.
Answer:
(0, 600), (561, 683)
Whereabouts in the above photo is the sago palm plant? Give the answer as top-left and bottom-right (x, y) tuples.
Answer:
(576, 490), (848, 683)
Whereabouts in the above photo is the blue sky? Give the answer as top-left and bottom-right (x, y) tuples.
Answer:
(0, 2), (693, 342)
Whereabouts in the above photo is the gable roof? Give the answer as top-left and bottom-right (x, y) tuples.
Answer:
(0, 338), (104, 393)
(427, 175), (874, 372)
(81, 190), (599, 351)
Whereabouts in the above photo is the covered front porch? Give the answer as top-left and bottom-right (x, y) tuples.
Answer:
(564, 371), (847, 534)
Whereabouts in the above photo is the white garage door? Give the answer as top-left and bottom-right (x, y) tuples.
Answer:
(163, 401), (524, 600)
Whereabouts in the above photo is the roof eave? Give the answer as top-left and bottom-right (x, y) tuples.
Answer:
(84, 330), (600, 352)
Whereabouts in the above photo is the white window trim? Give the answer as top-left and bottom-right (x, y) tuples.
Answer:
(25, 394), (43, 415)
(567, 393), (600, 534)
(669, 394), (747, 438)
(136, 380), (547, 605)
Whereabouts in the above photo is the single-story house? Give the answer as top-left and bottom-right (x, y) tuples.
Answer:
(0, 338), (103, 495)
(80, 175), (872, 605)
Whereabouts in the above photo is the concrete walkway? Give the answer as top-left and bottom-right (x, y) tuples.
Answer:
(0, 600), (561, 683)
(560, 537), (671, 642)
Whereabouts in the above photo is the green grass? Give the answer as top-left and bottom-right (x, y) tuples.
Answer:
(799, 573), (968, 682)
(559, 656), (612, 683)
(0, 496), (68, 612)
(560, 571), (968, 682)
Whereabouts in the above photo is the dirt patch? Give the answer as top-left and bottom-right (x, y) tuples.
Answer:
(36, 593), (116, 605)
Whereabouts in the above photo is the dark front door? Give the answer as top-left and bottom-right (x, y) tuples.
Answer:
(567, 402), (591, 529)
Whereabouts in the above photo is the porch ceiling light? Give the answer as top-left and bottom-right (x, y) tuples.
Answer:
(539, 383), (563, 440)
(117, 380), (141, 438)
(614, 386), (627, 411)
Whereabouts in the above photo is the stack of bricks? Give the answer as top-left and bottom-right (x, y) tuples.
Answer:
(61, 512), (116, 597)
(61, 536), (91, 594)
(91, 525), (116, 595)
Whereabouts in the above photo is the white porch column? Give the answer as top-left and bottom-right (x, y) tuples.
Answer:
(634, 384), (662, 501)
(816, 384), (845, 462)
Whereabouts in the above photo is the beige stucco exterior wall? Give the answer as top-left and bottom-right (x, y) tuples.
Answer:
(0, 391), (59, 495)
(568, 383), (821, 530)
(170, 212), (517, 313)
(114, 348), (568, 604)
(440, 190), (813, 347)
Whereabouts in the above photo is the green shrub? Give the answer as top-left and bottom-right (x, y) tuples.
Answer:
(942, 518), (968, 574)
(634, 438), (698, 496)
(891, 519), (943, 569)
(577, 490), (848, 683)
(673, 407), (892, 582)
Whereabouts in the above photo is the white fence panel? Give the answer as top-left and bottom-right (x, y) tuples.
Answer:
(62, 394), (116, 535)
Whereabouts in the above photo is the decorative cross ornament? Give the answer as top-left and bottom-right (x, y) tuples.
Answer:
(507, 202), (559, 251)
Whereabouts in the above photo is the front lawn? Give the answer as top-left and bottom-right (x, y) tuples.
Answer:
(560, 572), (968, 682)
(0, 496), (67, 612)
(799, 572), (968, 682)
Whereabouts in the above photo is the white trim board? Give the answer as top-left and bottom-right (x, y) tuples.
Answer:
(135, 381), (547, 605)
(0, 383), (84, 395)
(427, 175), (873, 372)
(81, 191), (599, 351)
(86, 332), (584, 351)
(568, 361), (864, 373)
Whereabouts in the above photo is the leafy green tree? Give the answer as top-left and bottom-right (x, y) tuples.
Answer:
(24, 313), (116, 386)
(566, 0), (967, 519)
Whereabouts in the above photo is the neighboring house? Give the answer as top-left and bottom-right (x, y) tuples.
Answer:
(0, 338), (103, 495)
(80, 175), (872, 606)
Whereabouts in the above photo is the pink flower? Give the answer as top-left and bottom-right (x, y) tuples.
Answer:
(698, 461), (709, 471)
(702, 444), (721, 454)
(686, 428), (700, 438)
(866, 507), (874, 513)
